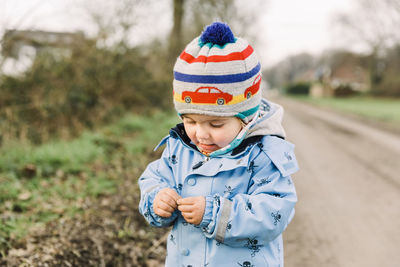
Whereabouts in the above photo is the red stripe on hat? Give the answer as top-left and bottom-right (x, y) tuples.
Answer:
(180, 45), (254, 64)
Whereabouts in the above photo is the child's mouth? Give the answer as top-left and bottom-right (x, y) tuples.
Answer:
(198, 143), (218, 153)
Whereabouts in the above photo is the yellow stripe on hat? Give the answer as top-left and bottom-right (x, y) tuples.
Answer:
(173, 91), (255, 106)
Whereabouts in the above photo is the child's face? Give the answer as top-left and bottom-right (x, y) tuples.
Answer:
(182, 114), (243, 155)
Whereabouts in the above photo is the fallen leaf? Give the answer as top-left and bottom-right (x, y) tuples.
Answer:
(8, 248), (29, 257)
(18, 191), (32, 201)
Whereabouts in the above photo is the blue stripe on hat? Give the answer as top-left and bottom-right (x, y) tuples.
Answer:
(174, 63), (260, 84)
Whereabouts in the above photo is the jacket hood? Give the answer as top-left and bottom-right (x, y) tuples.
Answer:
(246, 99), (286, 139)
(208, 98), (286, 157)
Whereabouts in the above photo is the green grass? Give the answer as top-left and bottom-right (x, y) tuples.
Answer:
(105, 112), (180, 154)
(0, 110), (179, 253)
(0, 133), (104, 176)
(293, 96), (400, 124)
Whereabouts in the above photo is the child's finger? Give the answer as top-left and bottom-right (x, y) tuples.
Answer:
(177, 204), (193, 212)
(181, 212), (193, 220)
(165, 189), (182, 202)
(159, 194), (178, 209)
(177, 197), (196, 205)
(154, 207), (172, 218)
(157, 200), (175, 213)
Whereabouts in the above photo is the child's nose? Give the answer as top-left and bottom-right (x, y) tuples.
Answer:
(196, 126), (210, 140)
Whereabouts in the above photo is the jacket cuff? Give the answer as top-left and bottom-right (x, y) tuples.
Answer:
(199, 195), (214, 227)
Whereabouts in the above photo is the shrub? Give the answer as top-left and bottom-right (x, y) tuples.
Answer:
(285, 82), (311, 95)
(334, 84), (359, 97)
(372, 73), (400, 97)
(0, 40), (172, 144)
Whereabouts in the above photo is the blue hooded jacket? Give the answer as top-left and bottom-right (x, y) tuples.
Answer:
(139, 100), (298, 267)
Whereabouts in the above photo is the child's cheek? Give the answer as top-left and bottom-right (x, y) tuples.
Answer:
(184, 126), (195, 142)
(215, 131), (233, 147)
(187, 131), (196, 143)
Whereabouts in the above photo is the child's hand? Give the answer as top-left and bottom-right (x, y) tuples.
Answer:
(177, 196), (205, 225)
(153, 188), (181, 218)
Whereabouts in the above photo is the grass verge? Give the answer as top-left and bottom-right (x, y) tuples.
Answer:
(291, 96), (400, 127)
(0, 110), (179, 255)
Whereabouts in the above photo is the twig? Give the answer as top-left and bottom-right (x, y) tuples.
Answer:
(90, 237), (106, 267)
(146, 231), (169, 256)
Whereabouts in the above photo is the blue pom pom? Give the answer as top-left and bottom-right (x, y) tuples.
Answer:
(200, 22), (235, 46)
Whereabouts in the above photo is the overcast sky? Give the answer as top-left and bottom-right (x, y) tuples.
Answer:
(1, 0), (356, 67)
(260, 0), (353, 66)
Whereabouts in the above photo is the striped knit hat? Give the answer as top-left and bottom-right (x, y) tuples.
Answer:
(173, 22), (262, 123)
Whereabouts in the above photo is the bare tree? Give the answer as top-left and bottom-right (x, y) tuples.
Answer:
(182, 0), (266, 44)
(333, 0), (400, 88)
(76, 0), (146, 49)
(169, 0), (185, 61)
(334, 0), (400, 54)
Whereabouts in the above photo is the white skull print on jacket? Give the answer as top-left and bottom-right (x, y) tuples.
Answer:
(139, 100), (298, 267)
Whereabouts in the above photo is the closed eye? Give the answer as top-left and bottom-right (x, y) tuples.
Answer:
(210, 123), (224, 128)
(183, 118), (195, 125)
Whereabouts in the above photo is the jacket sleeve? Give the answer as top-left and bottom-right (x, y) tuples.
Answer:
(138, 136), (179, 227)
(201, 140), (298, 247)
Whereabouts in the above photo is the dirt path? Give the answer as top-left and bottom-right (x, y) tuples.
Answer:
(279, 97), (400, 267)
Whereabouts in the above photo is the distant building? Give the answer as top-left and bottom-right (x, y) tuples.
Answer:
(1, 29), (85, 75)
(329, 64), (369, 92)
(310, 52), (370, 98)
(2, 29), (85, 58)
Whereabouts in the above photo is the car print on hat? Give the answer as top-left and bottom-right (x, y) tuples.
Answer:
(244, 74), (261, 99)
(182, 86), (233, 105)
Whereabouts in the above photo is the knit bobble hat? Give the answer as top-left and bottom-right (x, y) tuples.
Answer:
(173, 22), (262, 123)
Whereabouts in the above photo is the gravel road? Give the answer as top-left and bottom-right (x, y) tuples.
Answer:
(278, 97), (400, 267)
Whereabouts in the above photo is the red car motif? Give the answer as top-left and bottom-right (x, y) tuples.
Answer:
(182, 87), (233, 105)
(244, 74), (261, 99)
